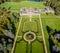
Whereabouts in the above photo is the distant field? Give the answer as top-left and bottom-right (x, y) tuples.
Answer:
(0, 1), (48, 12)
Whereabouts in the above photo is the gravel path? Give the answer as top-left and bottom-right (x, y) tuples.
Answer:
(11, 16), (22, 53)
(39, 14), (48, 53)
(23, 31), (36, 44)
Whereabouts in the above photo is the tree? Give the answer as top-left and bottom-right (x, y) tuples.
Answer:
(45, 0), (60, 14)
(46, 0), (51, 6)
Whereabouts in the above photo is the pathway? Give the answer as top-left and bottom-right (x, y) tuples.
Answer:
(39, 14), (48, 53)
(17, 36), (22, 38)
(37, 36), (42, 38)
(29, 15), (32, 21)
(11, 16), (22, 53)
(23, 31), (36, 44)
(56, 16), (60, 18)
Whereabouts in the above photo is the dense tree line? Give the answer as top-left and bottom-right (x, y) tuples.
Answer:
(46, 26), (60, 53)
(0, 7), (19, 53)
(46, 0), (60, 15)
(0, 7), (19, 36)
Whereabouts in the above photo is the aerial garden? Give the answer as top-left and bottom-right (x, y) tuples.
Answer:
(0, 0), (60, 53)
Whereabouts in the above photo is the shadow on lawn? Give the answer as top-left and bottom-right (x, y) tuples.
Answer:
(48, 36), (55, 53)
(46, 26), (60, 36)
(46, 26), (60, 53)
(46, 26), (54, 53)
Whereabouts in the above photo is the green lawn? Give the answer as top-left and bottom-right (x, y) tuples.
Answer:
(32, 40), (44, 53)
(18, 16), (42, 36)
(15, 38), (44, 53)
(41, 14), (60, 53)
(15, 39), (26, 53)
(32, 16), (42, 36)
(18, 16), (29, 36)
(0, 1), (48, 12)
(23, 21), (37, 32)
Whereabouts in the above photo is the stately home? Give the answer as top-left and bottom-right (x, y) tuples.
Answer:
(20, 8), (54, 14)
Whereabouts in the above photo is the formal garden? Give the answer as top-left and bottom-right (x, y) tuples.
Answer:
(0, 0), (60, 53)
(15, 15), (44, 53)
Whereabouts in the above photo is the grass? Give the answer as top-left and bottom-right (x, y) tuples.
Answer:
(23, 21), (37, 32)
(32, 40), (44, 53)
(15, 15), (44, 53)
(11, 11), (60, 53)
(41, 14), (60, 53)
(1, 1), (60, 53)
(0, 1), (48, 12)
(41, 14), (60, 30)
(15, 40), (26, 53)
(18, 15), (42, 36)
(18, 16), (29, 36)
(15, 39), (44, 53)
(32, 16), (42, 36)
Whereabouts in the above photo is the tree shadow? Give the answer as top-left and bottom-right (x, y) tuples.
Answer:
(49, 36), (55, 53)
(46, 26), (53, 34)
(46, 26), (54, 53)
(46, 26), (60, 36)
(51, 29), (60, 36)
(46, 26), (60, 53)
